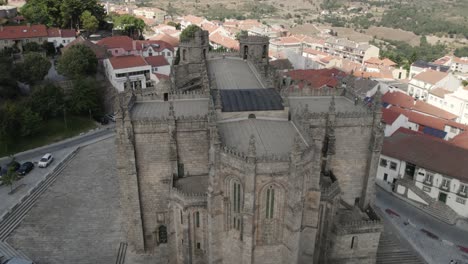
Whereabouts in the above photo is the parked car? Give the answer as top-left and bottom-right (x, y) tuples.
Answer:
(106, 113), (116, 122)
(17, 162), (34, 176)
(94, 115), (109, 125)
(0, 160), (20, 177)
(38, 153), (53, 168)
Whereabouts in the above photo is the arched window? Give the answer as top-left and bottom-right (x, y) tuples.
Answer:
(195, 211), (200, 228)
(260, 184), (283, 244)
(227, 178), (243, 231)
(158, 225), (167, 244)
(182, 49), (187, 61)
(248, 113), (256, 119)
(262, 45), (267, 59)
(351, 236), (358, 249)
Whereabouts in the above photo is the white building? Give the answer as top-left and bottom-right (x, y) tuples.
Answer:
(47, 28), (76, 48)
(428, 86), (468, 124)
(144, 55), (170, 76)
(408, 69), (452, 100)
(132, 7), (166, 23)
(103, 55), (157, 92)
(451, 57), (468, 73)
(323, 37), (379, 64)
(376, 131), (468, 218)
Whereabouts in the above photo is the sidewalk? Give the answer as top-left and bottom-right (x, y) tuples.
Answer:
(376, 187), (468, 264)
(0, 131), (115, 222)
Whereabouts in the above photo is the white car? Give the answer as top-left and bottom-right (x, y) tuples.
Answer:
(38, 153), (53, 168)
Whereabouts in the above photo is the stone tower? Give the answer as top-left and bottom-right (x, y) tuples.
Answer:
(239, 35), (269, 73)
(173, 29), (210, 92)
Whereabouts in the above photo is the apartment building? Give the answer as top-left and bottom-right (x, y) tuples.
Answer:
(103, 55), (157, 92)
(323, 37), (379, 64)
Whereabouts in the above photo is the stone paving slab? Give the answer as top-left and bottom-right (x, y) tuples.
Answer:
(6, 138), (123, 264)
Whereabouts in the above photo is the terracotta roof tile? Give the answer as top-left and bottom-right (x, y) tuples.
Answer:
(97, 36), (133, 51)
(108, 55), (148, 69)
(144, 55), (169, 67)
(135, 40), (174, 52)
(382, 108), (401, 125)
(209, 32), (239, 50)
(383, 132), (468, 181)
(0, 24), (48, 39)
(413, 69), (448, 85)
(63, 36), (108, 60)
(149, 33), (179, 47)
(285, 68), (346, 89)
(429, 87), (452, 98)
(365, 57), (396, 67)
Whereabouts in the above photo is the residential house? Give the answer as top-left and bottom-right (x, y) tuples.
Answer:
(409, 60), (450, 79)
(135, 40), (175, 64)
(179, 15), (207, 30)
(451, 57), (468, 73)
(322, 37), (379, 64)
(47, 28), (76, 48)
(148, 33), (179, 48)
(209, 32), (239, 51)
(428, 86), (468, 124)
(408, 69), (450, 100)
(0, 24), (48, 50)
(64, 36), (109, 62)
(376, 131), (468, 219)
(381, 109), (409, 137)
(144, 55), (170, 76)
(103, 55), (157, 92)
(132, 7), (166, 23)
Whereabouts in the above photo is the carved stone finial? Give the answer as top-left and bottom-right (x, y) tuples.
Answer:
(373, 85), (382, 112)
(248, 134), (256, 157)
(169, 101), (175, 117)
(329, 95), (336, 113)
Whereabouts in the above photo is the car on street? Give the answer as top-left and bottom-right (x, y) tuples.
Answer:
(38, 153), (53, 168)
(17, 162), (34, 176)
(0, 160), (21, 177)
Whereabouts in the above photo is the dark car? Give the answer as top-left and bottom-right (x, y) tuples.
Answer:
(17, 162), (34, 176)
(0, 160), (20, 176)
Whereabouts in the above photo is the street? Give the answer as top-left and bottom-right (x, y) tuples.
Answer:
(376, 187), (468, 264)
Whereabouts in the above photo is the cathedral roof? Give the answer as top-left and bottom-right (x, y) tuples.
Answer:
(131, 98), (209, 119)
(218, 89), (284, 112)
(218, 119), (298, 156)
(289, 96), (367, 114)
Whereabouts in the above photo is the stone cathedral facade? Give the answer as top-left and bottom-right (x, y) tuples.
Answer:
(116, 30), (383, 264)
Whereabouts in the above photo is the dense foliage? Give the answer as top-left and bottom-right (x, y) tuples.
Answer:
(81, 10), (99, 34)
(374, 36), (447, 70)
(180, 25), (202, 42)
(69, 77), (102, 116)
(57, 44), (98, 78)
(110, 14), (145, 38)
(21, 0), (105, 29)
(379, 7), (468, 38)
(455, 47), (468, 57)
(14, 52), (51, 85)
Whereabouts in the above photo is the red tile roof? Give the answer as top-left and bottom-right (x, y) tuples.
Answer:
(97, 36), (134, 51)
(285, 68), (346, 89)
(364, 57), (396, 67)
(144, 55), (169, 67)
(382, 91), (458, 120)
(382, 108), (401, 125)
(383, 132), (468, 181)
(149, 33), (179, 47)
(63, 36), (108, 60)
(108, 55), (148, 69)
(135, 40), (174, 52)
(429, 87), (452, 98)
(209, 32), (239, 50)
(413, 69), (448, 84)
(47, 28), (76, 38)
(388, 106), (466, 131)
(0, 24), (48, 39)
(450, 131), (468, 150)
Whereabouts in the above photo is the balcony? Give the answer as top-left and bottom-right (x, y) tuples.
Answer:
(458, 191), (468, 198)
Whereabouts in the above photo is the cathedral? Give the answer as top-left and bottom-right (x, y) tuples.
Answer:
(115, 29), (383, 264)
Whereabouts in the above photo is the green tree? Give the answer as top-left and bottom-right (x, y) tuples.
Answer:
(235, 30), (248, 40)
(167, 21), (181, 30)
(28, 82), (64, 120)
(113, 14), (146, 38)
(20, 107), (42, 137)
(2, 166), (18, 193)
(462, 80), (468, 87)
(180, 25), (201, 42)
(23, 42), (42, 53)
(81, 10), (99, 34)
(455, 47), (468, 57)
(57, 44), (97, 78)
(69, 77), (102, 116)
(0, 56), (19, 100)
(14, 52), (51, 85)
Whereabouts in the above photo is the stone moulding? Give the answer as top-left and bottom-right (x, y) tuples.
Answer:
(136, 90), (210, 101)
(334, 220), (383, 235)
(171, 187), (208, 207)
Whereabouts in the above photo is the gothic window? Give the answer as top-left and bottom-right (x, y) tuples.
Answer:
(226, 177), (243, 231)
(180, 210), (184, 224)
(195, 211), (200, 228)
(260, 184), (283, 244)
(351, 236), (358, 249)
(262, 45), (267, 59)
(158, 225), (167, 244)
(265, 187), (275, 219)
(182, 49), (186, 61)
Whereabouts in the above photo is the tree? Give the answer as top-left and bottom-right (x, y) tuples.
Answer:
(23, 42), (42, 53)
(235, 30), (248, 40)
(28, 82), (64, 120)
(180, 25), (201, 42)
(0, 56), (19, 100)
(455, 47), (468, 57)
(69, 77), (102, 116)
(167, 21), (181, 30)
(81, 10), (99, 34)
(57, 44), (97, 78)
(20, 107), (42, 137)
(2, 166), (18, 193)
(14, 52), (51, 85)
(113, 14), (146, 39)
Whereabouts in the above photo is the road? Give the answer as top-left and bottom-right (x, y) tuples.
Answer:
(0, 126), (115, 164)
(376, 188), (468, 264)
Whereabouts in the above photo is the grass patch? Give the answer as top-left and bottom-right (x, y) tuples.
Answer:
(0, 115), (97, 157)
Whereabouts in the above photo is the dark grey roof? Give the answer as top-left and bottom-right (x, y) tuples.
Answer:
(217, 88), (284, 112)
(412, 60), (450, 72)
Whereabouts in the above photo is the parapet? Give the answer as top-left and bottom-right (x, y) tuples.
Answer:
(239, 35), (270, 44)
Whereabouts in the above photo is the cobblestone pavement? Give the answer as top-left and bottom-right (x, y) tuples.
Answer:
(376, 188), (468, 264)
(6, 138), (123, 264)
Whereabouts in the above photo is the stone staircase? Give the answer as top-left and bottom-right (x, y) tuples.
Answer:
(0, 241), (31, 263)
(376, 228), (425, 264)
(396, 178), (459, 224)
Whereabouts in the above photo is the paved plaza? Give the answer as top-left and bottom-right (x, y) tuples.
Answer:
(6, 138), (123, 264)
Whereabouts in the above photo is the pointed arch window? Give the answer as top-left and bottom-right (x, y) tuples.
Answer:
(227, 178), (243, 231)
(260, 184), (283, 245)
(265, 187), (275, 219)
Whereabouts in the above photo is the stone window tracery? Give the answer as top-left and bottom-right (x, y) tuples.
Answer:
(260, 183), (283, 245)
(226, 177), (244, 231)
